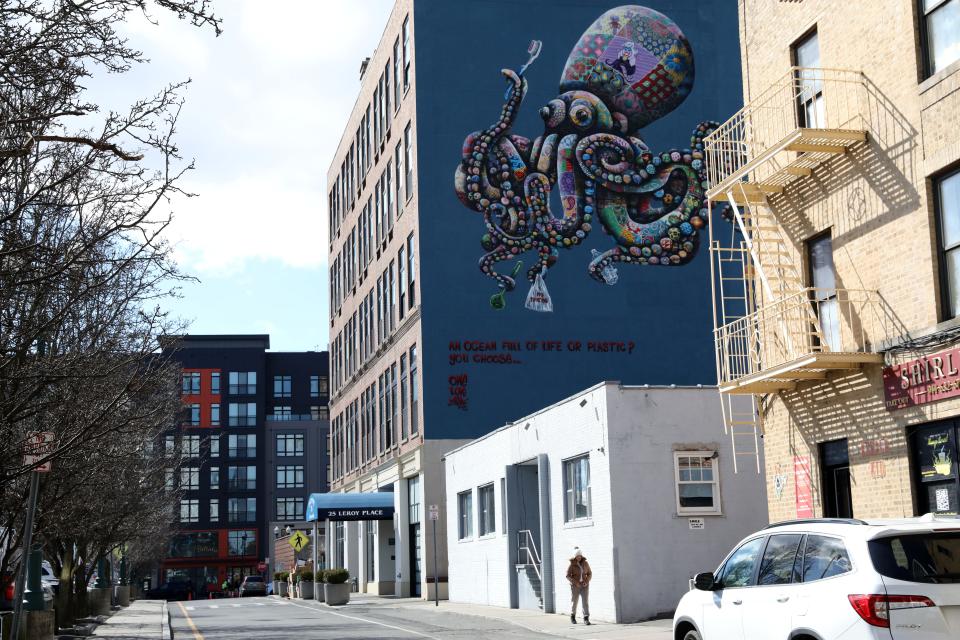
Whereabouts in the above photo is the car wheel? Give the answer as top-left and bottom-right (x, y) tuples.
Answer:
(683, 631), (702, 640)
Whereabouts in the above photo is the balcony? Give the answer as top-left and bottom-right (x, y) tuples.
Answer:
(704, 67), (868, 202)
(715, 288), (889, 394)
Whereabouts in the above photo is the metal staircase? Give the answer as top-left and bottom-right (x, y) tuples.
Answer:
(517, 530), (543, 609)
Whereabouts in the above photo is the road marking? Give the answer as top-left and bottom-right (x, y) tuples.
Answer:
(185, 606), (195, 611)
(231, 604), (241, 608)
(254, 602), (265, 606)
(284, 600), (441, 639)
(177, 602), (204, 640)
(209, 605), (219, 609)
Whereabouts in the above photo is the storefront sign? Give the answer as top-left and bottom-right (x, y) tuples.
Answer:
(315, 507), (394, 521)
(915, 427), (957, 481)
(794, 456), (814, 518)
(883, 347), (960, 410)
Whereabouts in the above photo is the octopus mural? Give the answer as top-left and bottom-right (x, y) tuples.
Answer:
(454, 5), (719, 310)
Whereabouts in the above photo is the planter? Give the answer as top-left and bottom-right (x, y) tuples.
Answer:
(272, 581), (281, 595)
(324, 582), (350, 606)
(313, 581), (324, 602)
(277, 582), (288, 597)
(299, 581), (313, 599)
(114, 584), (130, 607)
(88, 587), (111, 615)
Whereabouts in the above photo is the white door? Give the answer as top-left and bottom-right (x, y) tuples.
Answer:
(701, 537), (766, 640)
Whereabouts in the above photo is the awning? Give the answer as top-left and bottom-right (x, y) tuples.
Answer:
(305, 492), (395, 522)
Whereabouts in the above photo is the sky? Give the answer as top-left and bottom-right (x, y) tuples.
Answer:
(88, 0), (395, 352)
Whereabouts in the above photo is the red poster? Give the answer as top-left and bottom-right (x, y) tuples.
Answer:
(883, 347), (960, 410)
(794, 456), (814, 518)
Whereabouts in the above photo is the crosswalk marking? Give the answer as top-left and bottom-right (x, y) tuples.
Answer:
(185, 606), (195, 611)
(209, 605), (219, 609)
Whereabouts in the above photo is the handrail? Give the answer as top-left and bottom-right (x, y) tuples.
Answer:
(517, 529), (542, 583)
(704, 67), (868, 192)
(715, 287), (890, 386)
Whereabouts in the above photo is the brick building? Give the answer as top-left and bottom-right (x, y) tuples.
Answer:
(158, 335), (329, 593)
(706, 0), (960, 520)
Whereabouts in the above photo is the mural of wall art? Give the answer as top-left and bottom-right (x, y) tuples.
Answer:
(454, 5), (720, 311)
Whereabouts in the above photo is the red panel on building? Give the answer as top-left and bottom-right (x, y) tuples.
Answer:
(181, 368), (222, 427)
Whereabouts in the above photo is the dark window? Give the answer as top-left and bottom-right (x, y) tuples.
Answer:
(228, 434), (256, 458)
(401, 16), (410, 91)
(227, 465), (256, 491)
(276, 434), (304, 457)
(211, 372), (220, 395)
(407, 233), (416, 309)
(757, 534), (804, 585)
(457, 490), (473, 540)
(478, 483), (496, 536)
(410, 345), (418, 434)
(276, 465), (304, 489)
(792, 29), (823, 128)
(807, 232), (840, 350)
(228, 371), (256, 395)
(210, 403), (220, 427)
(179, 499), (199, 523)
(393, 38), (401, 108)
(228, 402), (257, 426)
(189, 404), (200, 426)
(310, 375), (321, 398)
(936, 168), (960, 319)
(182, 372), (201, 395)
(563, 455), (591, 521)
(404, 123), (414, 201)
(869, 532), (960, 583)
(717, 537), (765, 588)
(801, 535), (852, 581)
(276, 497), (305, 521)
(227, 529), (256, 555)
(273, 375), (292, 398)
(921, 0), (960, 77)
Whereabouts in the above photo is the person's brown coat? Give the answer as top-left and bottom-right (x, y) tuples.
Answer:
(566, 556), (592, 587)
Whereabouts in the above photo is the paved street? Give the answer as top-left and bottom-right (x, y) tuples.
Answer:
(170, 596), (563, 640)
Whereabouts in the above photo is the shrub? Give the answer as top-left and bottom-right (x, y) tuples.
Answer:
(299, 570), (313, 582)
(278, 571), (289, 582)
(273, 572), (283, 581)
(325, 568), (349, 584)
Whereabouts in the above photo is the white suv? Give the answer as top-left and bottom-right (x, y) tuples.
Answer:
(673, 515), (960, 639)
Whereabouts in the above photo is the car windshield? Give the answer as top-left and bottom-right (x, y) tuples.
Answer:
(244, 576), (263, 582)
(869, 532), (960, 584)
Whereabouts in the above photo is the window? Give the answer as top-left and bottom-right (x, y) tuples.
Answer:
(717, 537), (765, 588)
(757, 534), (804, 585)
(211, 372), (220, 394)
(228, 402), (257, 426)
(401, 15), (410, 91)
(187, 404), (200, 426)
(408, 475), (421, 524)
(394, 142), (403, 217)
(228, 434), (256, 458)
(407, 233), (415, 308)
(227, 465), (256, 491)
(937, 169), (960, 319)
(228, 371), (256, 394)
(182, 372), (200, 395)
(227, 529), (256, 555)
(272, 406), (292, 419)
(277, 465), (305, 489)
(398, 246), (406, 320)
(674, 452), (721, 515)
(273, 375), (292, 398)
(183, 435), (200, 457)
(807, 232), (840, 350)
(478, 483), (495, 536)
(922, 0), (960, 76)
(165, 435), (175, 454)
(563, 455), (592, 521)
(410, 345), (418, 434)
(209, 435), (220, 458)
(792, 30), (823, 128)
(181, 467), (199, 490)
(209, 499), (219, 523)
(311, 405), (329, 420)
(801, 535), (852, 581)
(869, 532), (960, 584)
(165, 468), (174, 490)
(276, 497), (304, 521)
(180, 499), (199, 523)
(209, 466), (220, 490)
(210, 403), (220, 426)
(393, 37), (401, 109)
(457, 490), (473, 540)
(399, 354), (408, 439)
(310, 375), (321, 398)
(500, 478), (507, 533)
(276, 434), (304, 457)
(404, 123), (413, 201)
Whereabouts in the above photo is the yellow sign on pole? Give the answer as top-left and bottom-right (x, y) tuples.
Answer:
(288, 530), (309, 552)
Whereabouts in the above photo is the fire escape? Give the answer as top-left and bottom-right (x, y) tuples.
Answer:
(705, 68), (886, 472)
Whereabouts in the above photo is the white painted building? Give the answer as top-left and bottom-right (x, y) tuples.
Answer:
(443, 382), (769, 623)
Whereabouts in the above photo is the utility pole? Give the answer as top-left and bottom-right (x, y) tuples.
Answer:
(10, 470), (41, 640)
(428, 505), (439, 607)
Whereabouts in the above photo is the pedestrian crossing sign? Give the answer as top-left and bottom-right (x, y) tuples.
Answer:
(288, 531), (308, 552)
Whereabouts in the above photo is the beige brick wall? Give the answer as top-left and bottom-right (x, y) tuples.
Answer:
(736, 0), (960, 520)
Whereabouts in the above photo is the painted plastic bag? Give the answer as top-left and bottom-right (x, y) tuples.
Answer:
(525, 269), (553, 312)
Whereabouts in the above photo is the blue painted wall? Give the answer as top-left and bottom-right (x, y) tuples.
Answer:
(413, 0), (741, 440)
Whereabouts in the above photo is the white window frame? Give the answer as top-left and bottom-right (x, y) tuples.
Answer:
(674, 450), (722, 516)
(563, 454), (592, 523)
(457, 489), (473, 540)
(478, 483), (496, 537)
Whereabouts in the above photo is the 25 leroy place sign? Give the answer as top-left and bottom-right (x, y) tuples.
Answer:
(883, 345), (960, 410)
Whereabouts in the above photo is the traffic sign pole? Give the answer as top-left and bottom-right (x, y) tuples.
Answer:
(10, 470), (40, 640)
(429, 505), (439, 607)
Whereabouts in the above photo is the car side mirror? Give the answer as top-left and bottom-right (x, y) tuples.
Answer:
(694, 572), (716, 591)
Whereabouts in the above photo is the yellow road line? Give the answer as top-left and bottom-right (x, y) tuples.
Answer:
(177, 601), (204, 640)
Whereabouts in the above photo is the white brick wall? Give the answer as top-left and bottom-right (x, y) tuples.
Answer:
(443, 383), (769, 622)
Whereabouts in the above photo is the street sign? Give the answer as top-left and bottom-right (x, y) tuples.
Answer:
(23, 431), (55, 472)
(288, 530), (309, 552)
(257, 562), (267, 572)
(688, 517), (705, 530)
(428, 504), (439, 521)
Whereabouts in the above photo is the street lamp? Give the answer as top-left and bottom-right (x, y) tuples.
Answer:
(285, 525), (291, 536)
(274, 525), (279, 539)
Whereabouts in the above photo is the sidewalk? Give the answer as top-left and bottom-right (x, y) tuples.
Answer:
(346, 594), (673, 640)
(85, 600), (170, 640)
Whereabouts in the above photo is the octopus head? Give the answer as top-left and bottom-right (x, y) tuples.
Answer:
(539, 91), (625, 136)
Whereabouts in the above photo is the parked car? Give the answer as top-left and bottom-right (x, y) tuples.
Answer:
(674, 515), (960, 640)
(239, 576), (266, 597)
(1, 570), (55, 610)
(144, 581), (192, 601)
(40, 561), (58, 595)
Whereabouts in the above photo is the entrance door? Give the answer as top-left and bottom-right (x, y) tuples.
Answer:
(820, 439), (853, 518)
(912, 422), (960, 515)
(409, 523), (422, 597)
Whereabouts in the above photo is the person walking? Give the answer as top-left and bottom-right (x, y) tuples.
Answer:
(566, 546), (592, 625)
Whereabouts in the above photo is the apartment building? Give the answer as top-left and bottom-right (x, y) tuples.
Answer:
(158, 335), (329, 594)
(706, 0), (960, 520)
(326, 0), (743, 599)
